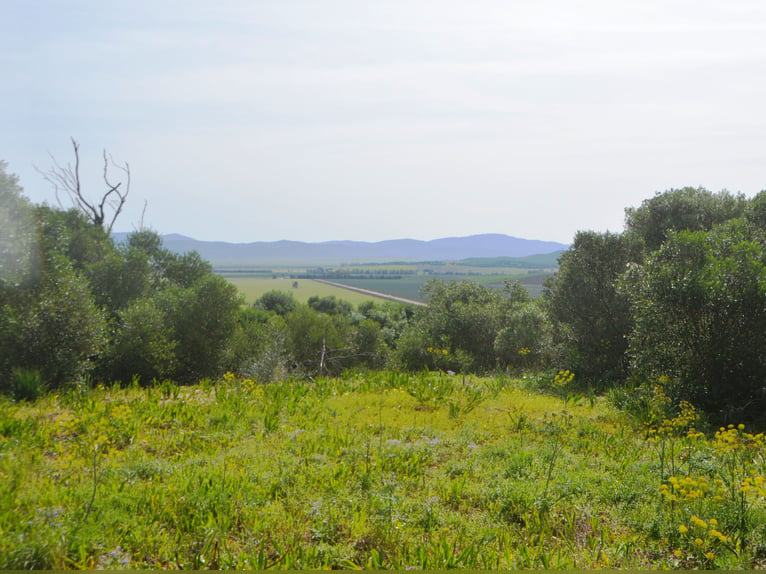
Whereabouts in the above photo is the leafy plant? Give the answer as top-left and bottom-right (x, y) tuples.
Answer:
(10, 367), (46, 402)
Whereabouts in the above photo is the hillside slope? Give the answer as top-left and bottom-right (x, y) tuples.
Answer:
(115, 233), (568, 265)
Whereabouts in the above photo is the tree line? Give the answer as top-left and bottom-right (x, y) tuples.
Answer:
(4, 157), (766, 426)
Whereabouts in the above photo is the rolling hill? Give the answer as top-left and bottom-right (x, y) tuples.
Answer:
(114, 233), (568, 265)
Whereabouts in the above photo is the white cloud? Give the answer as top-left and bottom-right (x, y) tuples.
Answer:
(4, 0), (766, 243)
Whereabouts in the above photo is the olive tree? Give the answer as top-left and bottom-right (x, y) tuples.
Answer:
(623, 222), (766, 426)
(396, 280), (510, 372)
(543, 231), (643, 385)
(625, 187), (746, 251)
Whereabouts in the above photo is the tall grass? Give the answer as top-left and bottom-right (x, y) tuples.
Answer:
(2, 371), (766, 568)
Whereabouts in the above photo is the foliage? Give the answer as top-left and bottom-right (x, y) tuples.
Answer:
(494, 300), (552, 370)
(625, 186), (747, 251)
(160, 275), (244, 383)
(396, 280), (509, 372)
(744, 189), (766, 231)
(97, 296), (178, 384)
(623, 223), (766, 426)
(1, 256), (106, 390)
(253, 289), (298, 316)
(36, 205), (115, 272)
(0, 161), (38, 287)
(85, 247), (152, 314)
(0, 161), (249, 392)
(543, 231), (643, 386)
(284, 305), (350, 375)
(357, 300), (414, 349)
(308, 294), (353, 316)
(9, 367), (47, 402)
(242, 314), (292, 383)
(350, 318), (386, 369)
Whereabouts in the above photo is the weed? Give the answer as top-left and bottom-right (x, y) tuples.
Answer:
(3, 370), (765, 568)
(10, 367), (46, 402)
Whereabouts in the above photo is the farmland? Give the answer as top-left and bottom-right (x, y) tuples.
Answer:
(3, 371), (766, 569)
(224, 277), (381, 306)
(329, 272), (550, 302)
(220, 260), (555, 304)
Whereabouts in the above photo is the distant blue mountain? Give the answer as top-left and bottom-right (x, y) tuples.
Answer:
(113, 232), (568, 265)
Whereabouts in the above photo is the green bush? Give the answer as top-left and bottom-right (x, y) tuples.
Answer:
(623, 223), (766, 426)
(10, 367), (46, 402)
(543, 231), (642, 386)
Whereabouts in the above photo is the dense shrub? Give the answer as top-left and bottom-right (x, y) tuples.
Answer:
(543, 231), (642, 386)
(254, 289), (298, 316)
(2, 257), (107, 390)
(623, 223), (766, 426)
(494, 302), (552, 371)
(625, 186), (747, 251)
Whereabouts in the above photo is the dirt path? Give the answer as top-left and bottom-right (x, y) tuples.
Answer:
(312, 279), (426, 306)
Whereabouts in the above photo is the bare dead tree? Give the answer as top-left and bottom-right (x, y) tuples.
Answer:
(37, 137), (131, 234)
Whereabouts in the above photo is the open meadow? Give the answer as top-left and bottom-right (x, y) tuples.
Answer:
(224, 272), (551, 306)
(225, 277), (384, 306)
(331, 272), (550, 302)
(3, 371), (766, 569)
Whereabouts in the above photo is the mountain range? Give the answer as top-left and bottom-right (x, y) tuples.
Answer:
(121, 233), (568, 265)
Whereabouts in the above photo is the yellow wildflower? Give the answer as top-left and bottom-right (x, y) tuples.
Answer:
(690, 516), (707, 529)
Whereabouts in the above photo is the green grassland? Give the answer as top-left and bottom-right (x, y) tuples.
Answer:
(224, 271), (551, 304)
(219, 256), (557, 304)
(3, 372), (766, 569)
(332, 273), (550, 302)
(225, 277), (385, 306)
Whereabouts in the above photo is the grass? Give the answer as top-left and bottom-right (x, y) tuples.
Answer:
(333, 274), (550, 302)
(225, 277), (384, 306)
(221, 264), (553, 303)
(3, 371), (766, 569)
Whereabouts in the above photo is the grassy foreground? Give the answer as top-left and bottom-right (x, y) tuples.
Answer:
(2, 372), (766, 569)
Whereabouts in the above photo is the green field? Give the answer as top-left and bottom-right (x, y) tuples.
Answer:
(3, 372), (765, 569)
(332, 273), (551, 302)
(225, 274), (550, 305)
(225, 277), (386, 306)
(219, 259), (555, 304)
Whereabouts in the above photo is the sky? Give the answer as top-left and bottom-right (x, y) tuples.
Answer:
(3, 0), (766, 244)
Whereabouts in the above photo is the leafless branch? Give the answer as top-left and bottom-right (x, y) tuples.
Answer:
(135, 199), (148, 232)
(100, 149), (130, 234)
(36, 137), (131, 233)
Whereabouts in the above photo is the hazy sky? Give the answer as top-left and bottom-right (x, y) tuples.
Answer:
(3, 1), (766, 243)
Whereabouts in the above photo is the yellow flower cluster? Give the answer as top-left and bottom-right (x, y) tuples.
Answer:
(651, 400), (700, 439)
(53, 411), (83, 440)
(661, 475), (710, 502)
(713, 423), (766, 455)
(658, 419), (766, 566)
(740, 475), (766, 497)
(674, 515), (729, 565)
(517, 347), (531, 356)
(426, 347), (449, 356)
(110, 404), (132, 422)
(552, 369), (574, 388)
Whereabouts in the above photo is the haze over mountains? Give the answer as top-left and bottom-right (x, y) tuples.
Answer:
(118, 233), (568, 265)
